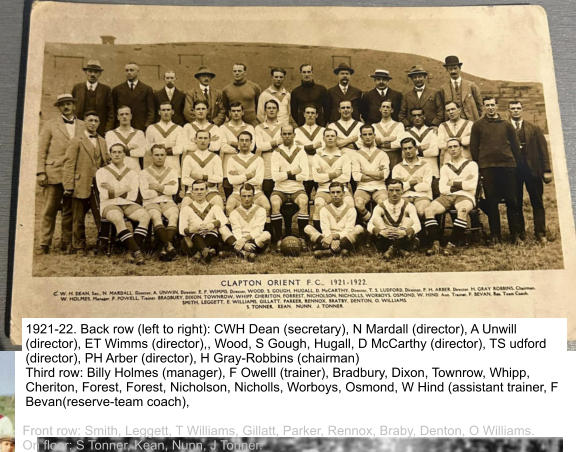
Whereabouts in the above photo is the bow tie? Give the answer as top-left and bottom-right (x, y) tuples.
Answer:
(89, 134), (98, 138)
(415, 88), (424, 92)
(63, 118), (75, 125)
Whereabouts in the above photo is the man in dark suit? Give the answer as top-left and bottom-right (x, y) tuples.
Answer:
(326, 62), (362, 123)
(508, 101), (553, 242)
(154, 70), (186, 126)
(398, 65), (442, 128)
(436, 55), (483, 122)
(36, 94), (85, 254)
(112, 62), (155, 131)
(360, 69), (402, 123)
(63, 111), (109, 254)
(184, 66), (226, 125)
(71, 59), (114, 136)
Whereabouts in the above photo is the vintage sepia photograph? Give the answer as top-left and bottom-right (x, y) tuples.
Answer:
(9, 3), (576, 343)
(26, 4), (565, 277)
(0, 352), (15, 452)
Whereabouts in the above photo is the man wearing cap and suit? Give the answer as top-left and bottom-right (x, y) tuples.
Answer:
(360, 69), (402, 124)
(326, 63), (362, 123)
(36, 94), (85, 254)
(112, 62), (155, 131)
(71, 59), (114, 136)
(436, 56), (483, 122)
(154, 71), (186, 126)
(399, 65), (442, 128)
(184, 66), (226, 125)
(63, 111), (109, 254)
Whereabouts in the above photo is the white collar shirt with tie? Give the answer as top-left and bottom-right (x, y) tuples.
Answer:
(165, 86), (175, 100)
(85, 130), (98, 144)
(512, 118), (523, 131)
(452, 77), (462, 92)
(415, 85), (426, 99)
(339, 83), (348, 95)
(86, 81), (98, 92)
(128, 80), (139, 90)
(377, 87), (388, 97)
(199, 84), (210, 96)
(62, 116), (76, 137)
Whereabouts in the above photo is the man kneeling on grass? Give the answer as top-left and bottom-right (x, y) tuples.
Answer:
(367, 178), (421, 260)
(304, 182), (364, 258)
(424, 137), (478, 255)
(228, 183), (272, 262)
(179, 180), (231, 264)
(96, 143), (150, 265)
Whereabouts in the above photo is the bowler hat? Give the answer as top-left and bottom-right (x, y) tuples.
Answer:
(370, 69), (392, 79)
(54, 93), (76, 106)
(333, 62), (354, 75)
(407, 65), (428, 77)
(194, 66), (216, 79)
(83, 59), (103, 71)
(443, 56), (463, 67)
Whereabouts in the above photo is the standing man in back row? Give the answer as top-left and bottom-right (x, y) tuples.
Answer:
(326, 63), (362, 123)
(71, 59), (114, 136)
(112, 62), (155, 131)
(470, 96), (522, 244)
(360, 69), (402, 124)
(222, 63), (261, 126)
(154, 70), (186, 126)
(184, 66), (226, 126)
(257, 67), (292, 125)
(291, 63), (330, 127)
(436, 55), (483, 123)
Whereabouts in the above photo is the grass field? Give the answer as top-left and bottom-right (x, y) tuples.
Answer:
(32, 183), (563, 277)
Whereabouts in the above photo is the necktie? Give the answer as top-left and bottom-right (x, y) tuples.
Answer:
(130, 82), (134, 91)
(89, 134), (98, 138)
(454, 81), (460, 97)
(378, 89), (384, 97)
(63, 118), (74, 125)
(514, 120), (521, 132)
(204, 88), (209, 98)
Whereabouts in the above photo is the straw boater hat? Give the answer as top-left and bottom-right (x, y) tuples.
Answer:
(443, 55), (463, 67)
(407, 65), (428, 77)
(53, 93), (76, 106)
(194, 66), (216, 79)
(333, 62), (354, 75)
(83, 59), (103, 71)
(370, 69), (392, 79)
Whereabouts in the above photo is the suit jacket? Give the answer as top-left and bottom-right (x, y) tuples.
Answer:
(37, 118), (86, 185)
(62, 134), (109, 199)
(154, 87), (186, 126)
(517, 120), (551, 177)
(436, 79), (483, 122)
(184, 85), (226, 126)
(71, 82), (114, 135)
(326, 84), (362, 122)
(359, 88), (402, 124)
(398, 86), (442, 127)
(112, 80), (155, 131)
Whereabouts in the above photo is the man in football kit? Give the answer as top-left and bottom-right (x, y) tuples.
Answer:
(181, 129), (224, 209)
(145, 101), (183, 174)
(352, 124), (390, 223)
(304, 182), (364, 258)
(228, 183), (272, 261)
(295, 104), (325, 200)
(62, 111), (109, 255)
(255, 99), (283, 198)
(179, 101), (222, 157)
(225, 131), (270, 227)
(327, 100), (363, 151)
(105, 105), (147, 173)
(404, 107), (440, 179)
(220, 102), (256, 199)
(311, 128), (353, 230)
(391, 137), (433, 219)
(270, 125), (310, 247)
(179, 180), (231, 263)
(139, 144), (180, 261)
(423, 137), (479, 255)
(367, 178), (421, 259)
(257, 67), (292, 125)
(373, 100), (405, 171)
(437, 101), (473, 164)
(96, 143), (150, 265)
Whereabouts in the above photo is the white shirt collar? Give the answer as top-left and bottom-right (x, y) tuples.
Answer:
(452, 77), (462, 85)
(128, 79), (139, 88)
(199, 83), (210, 92)
(86, 81), (98, 90)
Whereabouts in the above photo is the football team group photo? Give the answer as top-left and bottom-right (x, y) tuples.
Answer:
(31, 33), (562, 276)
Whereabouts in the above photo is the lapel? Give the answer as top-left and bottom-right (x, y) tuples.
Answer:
(80, 135), (97, 165)
(93, 84), (105, 102)
(460, 80), (471, 99)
